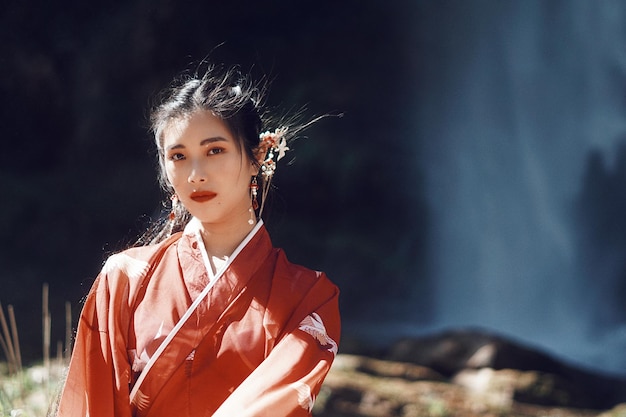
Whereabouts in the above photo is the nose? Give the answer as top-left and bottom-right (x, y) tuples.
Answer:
(188, 161), (207, 183)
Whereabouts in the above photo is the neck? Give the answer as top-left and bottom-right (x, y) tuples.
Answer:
(196, 215), (258, 259)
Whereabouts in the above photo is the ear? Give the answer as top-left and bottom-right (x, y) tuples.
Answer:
(253, 146), (266, 165)
(249, 157), (260, 176)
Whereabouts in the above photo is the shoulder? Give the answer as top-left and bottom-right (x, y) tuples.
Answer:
(272, 249), (339, 297)
(273, 249), (319, 281)
(99, 233), (182, 285)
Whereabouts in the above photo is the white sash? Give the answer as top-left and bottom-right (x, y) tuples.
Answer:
(129, 219), (264, 403)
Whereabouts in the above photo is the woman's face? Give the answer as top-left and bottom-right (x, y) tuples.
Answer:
(161, 110), (257, 227)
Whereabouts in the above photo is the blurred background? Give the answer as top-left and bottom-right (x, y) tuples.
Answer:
(1, 0), (626, 378)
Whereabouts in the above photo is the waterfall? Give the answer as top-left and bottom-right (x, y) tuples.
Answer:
(415, 0), (626, 375)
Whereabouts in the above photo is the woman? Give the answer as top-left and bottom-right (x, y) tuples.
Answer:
(57, 65), (341, 417)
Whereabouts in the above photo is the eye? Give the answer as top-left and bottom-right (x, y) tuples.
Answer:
(168, 152), (185, 161)
(208, 147), (225, 155)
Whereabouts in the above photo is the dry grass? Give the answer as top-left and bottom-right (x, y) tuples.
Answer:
(0, 284), (70, 417)
(0, 362), (65, 417)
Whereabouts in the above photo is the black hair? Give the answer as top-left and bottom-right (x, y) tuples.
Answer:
(137, 63), (332, 246)
(137, 65), (266, 244)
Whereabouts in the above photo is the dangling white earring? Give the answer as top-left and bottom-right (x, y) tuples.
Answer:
(248, 177), (258, 225)
(250, 177), (259, 210)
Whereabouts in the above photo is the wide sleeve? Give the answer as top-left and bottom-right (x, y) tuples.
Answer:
(56, 262), (134, 417)
(212, 277), (340, 417)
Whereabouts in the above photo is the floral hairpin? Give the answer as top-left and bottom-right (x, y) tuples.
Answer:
(254, 127), (289, 216)
(258, 127), (289, 181)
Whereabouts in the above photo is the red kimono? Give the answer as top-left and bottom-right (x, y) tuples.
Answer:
(57, 221), (340, 417)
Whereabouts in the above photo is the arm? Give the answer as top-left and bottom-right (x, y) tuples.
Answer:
(56, 272), (133, 417)
(212, 286), (340, 417)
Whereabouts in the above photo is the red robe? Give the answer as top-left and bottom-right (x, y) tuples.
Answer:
(57, 222), (340, 416)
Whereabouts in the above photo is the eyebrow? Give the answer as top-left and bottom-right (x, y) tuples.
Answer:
(165, 136), (228, 151)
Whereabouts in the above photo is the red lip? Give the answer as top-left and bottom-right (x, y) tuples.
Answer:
(190, 191), (217, 203)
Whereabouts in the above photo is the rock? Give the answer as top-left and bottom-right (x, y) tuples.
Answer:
(382, 328), (626, 410)
(332, 354), (445, 382)
(385, 328), (567, 376)
(597, 403), (626, 417)
(453, 367), (592, 409)
(317, 354), (477, 417)
(315, 354), (600, 417)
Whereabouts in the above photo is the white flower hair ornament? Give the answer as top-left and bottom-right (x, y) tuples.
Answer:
(258, 127), (290, 179)
(252, 114), (339, 216)
(255, 126), (290, 214)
